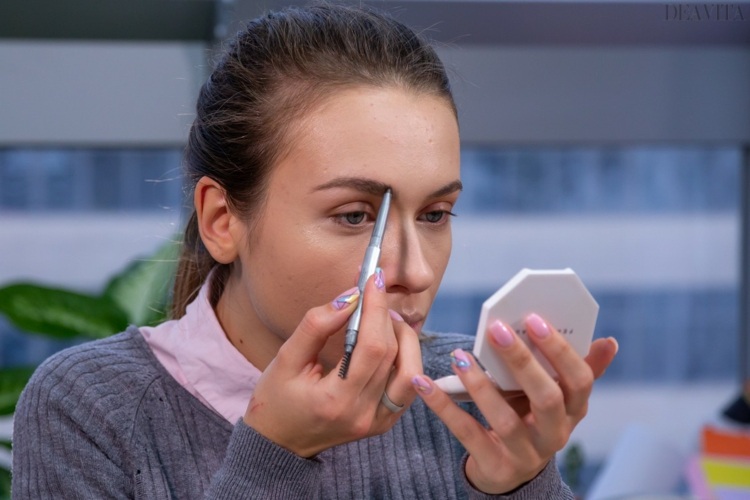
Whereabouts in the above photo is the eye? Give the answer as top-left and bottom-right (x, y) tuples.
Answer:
(344, 211), (366, 225)
(333, 210), (371, 227)
(423, 211), (445, 223)
(419, 210), (456, 225)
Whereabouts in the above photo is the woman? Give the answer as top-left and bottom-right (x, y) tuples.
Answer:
(12, 4), (617, 498)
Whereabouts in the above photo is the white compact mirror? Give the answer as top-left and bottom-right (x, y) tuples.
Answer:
(434, 268), (599, 400)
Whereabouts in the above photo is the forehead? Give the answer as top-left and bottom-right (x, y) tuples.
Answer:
(270, 86), (461, 195)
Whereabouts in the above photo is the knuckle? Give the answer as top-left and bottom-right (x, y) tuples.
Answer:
(535, 387), (564, 412)
(553, 341), (582, 368)
(360, 339), (389, 360)
(553, 339), (574, 357)
(274, 343), (293, 365)
(314, 394), (343, 421)
(299, 308), (327, 335)
(566, 365), (595, 395)
(452, 419), (478, 442)
(351, 416), (372, 439)
(551, 428), (570, 451)
(364, 290), (389, 315)
(383, 336), (398, 359)
(509, 347), (535, 372)
(464, 372), (493, 396)
(491, 418), (522, 439)
(427, 393), (452, 414)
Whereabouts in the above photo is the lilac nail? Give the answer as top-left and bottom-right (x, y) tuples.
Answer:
(450, 349), (471, 372)
(412, 375), (433, 395)
(332, 287), (360, 310)
(374, 267), (385, 291)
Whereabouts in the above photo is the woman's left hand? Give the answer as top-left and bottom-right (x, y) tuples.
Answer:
(412, 314), (618, 494)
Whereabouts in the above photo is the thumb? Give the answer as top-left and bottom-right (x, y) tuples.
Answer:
(275, 287), (360, 372)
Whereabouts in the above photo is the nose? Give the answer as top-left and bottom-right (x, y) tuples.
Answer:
(378, 217), (434, 294)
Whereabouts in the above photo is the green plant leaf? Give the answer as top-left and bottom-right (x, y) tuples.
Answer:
(103, 240), (179, 326)
(0, 366), (35, 416)
(0, 467), (9, 500)
(0, 284), (128, 340)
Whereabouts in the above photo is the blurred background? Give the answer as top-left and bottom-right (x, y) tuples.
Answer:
(1, 0), (749, 496)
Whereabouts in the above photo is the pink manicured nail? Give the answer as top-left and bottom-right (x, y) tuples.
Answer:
(374, 267), (385, 291)
(526, 313), (550, 339)
(389, 309), (404, 322)
(332, 287), (359, 310)
(450, 349), (471, 372)
(412, 375), (433, 395)
(489, 320), (515, 347)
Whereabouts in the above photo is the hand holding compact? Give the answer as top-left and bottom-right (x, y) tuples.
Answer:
(413, 316), (617, 494)
(243, 273), (423, 458)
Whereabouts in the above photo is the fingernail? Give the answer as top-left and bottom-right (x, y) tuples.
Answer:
(332, 287), (360, 310)
(374, 267), (385, 291)
(450, 349), (471, 372)
(411, 375), (433, 395)
(609, 336), (619, 355)
(489, 320), (515, 347)
(526, 313), (550, 339)
(389, 309), (404, 322)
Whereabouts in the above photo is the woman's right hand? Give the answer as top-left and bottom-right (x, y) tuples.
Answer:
(243, 272), (423, 457)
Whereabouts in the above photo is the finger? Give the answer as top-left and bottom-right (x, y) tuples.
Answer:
(448, 348), (530, 452)
(377, 314), (422, 415)
(276, 286), (360, 372)
(411, 374), (501, 460)
(585, 337), (619, 379)
(523, 314), (593, 418)
(340, 271), (396, 389)
(487, 320), (568, 442)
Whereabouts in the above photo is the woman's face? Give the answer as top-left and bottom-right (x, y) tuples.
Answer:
(218, 86), (461, 370)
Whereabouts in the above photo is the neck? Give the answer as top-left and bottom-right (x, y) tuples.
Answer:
(214, 273), (283, 371)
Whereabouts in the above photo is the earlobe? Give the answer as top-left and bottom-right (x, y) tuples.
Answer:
(194, 177), (241, 264)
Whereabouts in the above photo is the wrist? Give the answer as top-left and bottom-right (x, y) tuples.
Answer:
(463, 455), (542, 495)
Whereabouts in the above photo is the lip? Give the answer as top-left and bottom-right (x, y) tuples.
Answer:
(401, 313), (425, 333)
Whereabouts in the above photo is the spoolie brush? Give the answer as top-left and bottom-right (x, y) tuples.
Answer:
(339, 349), (353, 379)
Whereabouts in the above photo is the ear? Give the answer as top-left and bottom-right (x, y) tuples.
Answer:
(194, 176), (243, 264)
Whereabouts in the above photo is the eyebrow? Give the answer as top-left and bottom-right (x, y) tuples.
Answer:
(312, 176), (463, 199)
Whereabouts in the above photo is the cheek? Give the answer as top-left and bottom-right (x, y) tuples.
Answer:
(245, 229), (366, 339)
(428, 229), (452, 282)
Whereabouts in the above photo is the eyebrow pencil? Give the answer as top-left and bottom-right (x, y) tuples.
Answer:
(339, 188), (392, 379)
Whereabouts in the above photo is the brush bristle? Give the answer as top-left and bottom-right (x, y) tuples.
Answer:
(339, 352), (352, 379)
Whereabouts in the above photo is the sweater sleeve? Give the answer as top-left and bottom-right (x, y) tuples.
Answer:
(12, 355), (132, 499)
(462, 456), (573, 500)
(205, 420), (323, 499)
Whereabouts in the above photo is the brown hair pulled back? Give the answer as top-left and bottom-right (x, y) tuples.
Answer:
(172, 2), (456, 318)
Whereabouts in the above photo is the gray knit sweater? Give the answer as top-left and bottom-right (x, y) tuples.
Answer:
(12, 327), (571, 499)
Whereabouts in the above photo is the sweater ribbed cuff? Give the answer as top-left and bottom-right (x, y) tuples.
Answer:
(462, 455), (573, 500)
(206, 419), (323, 499)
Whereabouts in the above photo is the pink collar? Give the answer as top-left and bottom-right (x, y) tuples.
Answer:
(140, 281), (262, 423)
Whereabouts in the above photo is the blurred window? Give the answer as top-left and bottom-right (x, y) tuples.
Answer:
(0, 147), (184, 367)
(0, 148), (183, 212)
